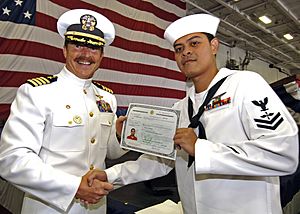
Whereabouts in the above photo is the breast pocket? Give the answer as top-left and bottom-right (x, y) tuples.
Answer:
(50, 113), (86, 151)
(98, 112), (115, 148)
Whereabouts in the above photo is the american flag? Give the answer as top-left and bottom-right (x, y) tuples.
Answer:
(0, 0), (186, 120)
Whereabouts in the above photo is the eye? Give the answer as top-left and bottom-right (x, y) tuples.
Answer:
(174, 46), (183, 53)
(89, 46), (98, 51)
(191, 41), (200, 47)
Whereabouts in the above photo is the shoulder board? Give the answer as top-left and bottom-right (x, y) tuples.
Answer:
(26, 76), (57, 87)
(92, 81), (113, 94)
(26, 76), (58, 87)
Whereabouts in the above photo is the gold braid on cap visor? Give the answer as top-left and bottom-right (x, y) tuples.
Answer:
(64, 31), (106, 46)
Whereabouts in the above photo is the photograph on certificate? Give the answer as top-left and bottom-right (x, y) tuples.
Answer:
(120, 103), (180, 160)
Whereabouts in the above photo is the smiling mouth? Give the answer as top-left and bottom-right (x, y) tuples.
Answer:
(182, 59), (196, 65)
(77, 60), (93, 65)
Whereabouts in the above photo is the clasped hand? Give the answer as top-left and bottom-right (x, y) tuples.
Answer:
(75, 170), (110, 205)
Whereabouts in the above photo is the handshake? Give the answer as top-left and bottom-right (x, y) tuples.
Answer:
(75, 169), (110, 205)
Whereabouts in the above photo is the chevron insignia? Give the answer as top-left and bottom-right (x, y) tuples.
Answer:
(26, 76), (58, 87)
(252, 97), (284, 130)
(92, 81), (113, 94)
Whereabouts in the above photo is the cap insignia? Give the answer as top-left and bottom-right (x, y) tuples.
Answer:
(81, 14), (97, 32)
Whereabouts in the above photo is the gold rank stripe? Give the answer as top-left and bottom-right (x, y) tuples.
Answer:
(65, 31), (106, 44)
(26, 76), (58, 87)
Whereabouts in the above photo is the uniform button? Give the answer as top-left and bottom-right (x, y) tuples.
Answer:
(89, 164), (94, 170)
(89, 112), (94, 117)
(66, 105), (71, 109)
(83, 89), (87, 94)
(90, 138), (95, 144)
(108, 121), (111, 125)
(68, 121), (72, 125)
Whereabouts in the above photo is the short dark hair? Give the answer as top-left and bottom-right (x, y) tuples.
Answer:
(203, 33), (214, 42)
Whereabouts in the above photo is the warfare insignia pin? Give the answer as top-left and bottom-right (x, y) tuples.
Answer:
(252, 97), (284, 130)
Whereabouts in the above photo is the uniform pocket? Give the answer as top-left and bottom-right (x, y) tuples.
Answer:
(97, 112), (115, 148)
(99, 112), (114, 126)
(50, 113), (86, 151)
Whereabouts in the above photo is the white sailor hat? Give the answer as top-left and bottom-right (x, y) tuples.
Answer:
(164, 14), (220, 45)
(57, 9), (115, 47)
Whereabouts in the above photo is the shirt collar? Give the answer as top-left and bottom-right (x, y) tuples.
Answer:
(59, 66), (93, 88)
(186, 68), (236, 103)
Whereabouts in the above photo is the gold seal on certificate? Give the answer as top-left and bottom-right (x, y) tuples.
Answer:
(121, 103), (180, 160)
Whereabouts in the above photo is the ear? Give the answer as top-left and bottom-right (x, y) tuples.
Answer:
(63, 46), (67, 59)
(210, 38), (219, 55)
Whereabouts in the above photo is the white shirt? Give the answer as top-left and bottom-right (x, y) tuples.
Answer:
(106, 68), (299, 214)
(0, 67), (127, 213)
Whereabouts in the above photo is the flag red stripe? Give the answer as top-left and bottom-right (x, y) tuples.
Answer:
(36, 13), (175, 60)
(0, 104), (11, 120)
(117, 0), (181, 22)
(0, 71), (44, 87)
(42, 1), (167, 38)
(0, 38), (185, 81)
(101, 59), (185, 81)
(112, 37), (174, 61)
(164, 0), (186, 9)
(96, 81), (185, 98)
(0, 0), (186, 121)
(0, 37), (65, 63)
(35, 12), (57, 34)
(0, 70), (185, 98)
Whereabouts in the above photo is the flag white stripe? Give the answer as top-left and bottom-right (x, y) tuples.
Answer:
(0, 88), (181, 107)
(94, 69), (185, 90)
(0, 55), (64, 75)
(142, 0), (186, 16)
(0, 0), (186, 120)
(37, 0), (181, 51)
(1, 55), (185, 91)
(0, 88), (17, 104)
(115, 94), (180, 108)
(80, 0), (183, 28)
(0, 21), (179, 71)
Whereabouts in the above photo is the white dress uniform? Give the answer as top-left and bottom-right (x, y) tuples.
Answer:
(105, 68), (299, 214)
(0, 67), (127, 213)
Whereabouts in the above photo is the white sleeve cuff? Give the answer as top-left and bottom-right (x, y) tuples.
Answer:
(195, 139), (212, 174)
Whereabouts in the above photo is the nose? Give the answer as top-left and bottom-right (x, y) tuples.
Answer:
(182, 47), (191, 56)
(80, 46), (92, 55)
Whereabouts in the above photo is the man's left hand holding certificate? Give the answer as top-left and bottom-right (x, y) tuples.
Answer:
(121, 103), (180, 160)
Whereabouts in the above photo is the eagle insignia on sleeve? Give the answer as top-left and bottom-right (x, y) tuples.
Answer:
(251, 97), (284, 130)
(26, 76), (58, 87)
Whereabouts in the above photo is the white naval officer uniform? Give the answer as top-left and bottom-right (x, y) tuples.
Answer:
(105, 68), (299, 214)
(0, 67), (127, 213)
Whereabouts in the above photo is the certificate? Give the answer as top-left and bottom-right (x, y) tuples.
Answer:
(121, 103), (180, 160)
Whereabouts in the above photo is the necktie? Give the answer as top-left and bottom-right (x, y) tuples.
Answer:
(187, 76), (228, 167)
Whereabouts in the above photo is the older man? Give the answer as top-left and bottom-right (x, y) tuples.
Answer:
(0, 9), (126, 213)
